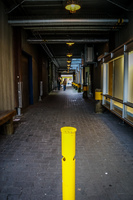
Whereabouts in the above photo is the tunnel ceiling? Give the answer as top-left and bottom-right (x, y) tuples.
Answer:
(2, 0), (133, 72)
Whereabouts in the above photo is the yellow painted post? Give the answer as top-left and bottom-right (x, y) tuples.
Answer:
(95, 89), (103, 113)
(83, 84), (89, 98)
(95, 91), (102, 100)
(61, 127), (77, 200)
(78, 84), (81, 92)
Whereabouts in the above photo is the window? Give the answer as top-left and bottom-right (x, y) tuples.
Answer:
(108, 61), (113, 96)
(113, 56), (124, 100)
(128, 51), (133, 103)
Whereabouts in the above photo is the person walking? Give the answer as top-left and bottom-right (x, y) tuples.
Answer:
(63, 78), (66, 91)
(57, 76), (61, 90)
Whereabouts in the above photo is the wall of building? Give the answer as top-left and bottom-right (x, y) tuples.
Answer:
(93, 42), (109, 96)
(84, 66), (90, 95)
(115, 13), (133, 47)
(21, 30), (40, 105)
(93, 63), (101, 95)
(52, 64), (57, 89)
(48, 62), (53, 93)
(113, 56), (124, 100)
(100, 38), (133, 125)
(19, 28), (56, 107)
(21, 53), (29, 108)
(0, 1), (15, 110)
(42, 58), (48, 97)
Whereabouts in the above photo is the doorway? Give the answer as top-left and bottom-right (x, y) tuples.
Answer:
(22, 51), (33, 109)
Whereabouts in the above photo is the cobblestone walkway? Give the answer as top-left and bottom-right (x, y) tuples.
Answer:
(0, 87), (133, 200)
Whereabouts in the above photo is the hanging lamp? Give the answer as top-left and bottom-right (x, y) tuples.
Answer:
(67, 52), (72, 57)
(67, 60), (71, 63)
(65, 0), (81, 13)
(66, 42), (75, 46)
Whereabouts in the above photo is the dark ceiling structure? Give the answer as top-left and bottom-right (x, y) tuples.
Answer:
(2, 0), (133, 72)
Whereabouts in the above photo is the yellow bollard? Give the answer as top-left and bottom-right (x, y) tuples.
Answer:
(61, 127), (77, 200)
(95, 91), (102, 100)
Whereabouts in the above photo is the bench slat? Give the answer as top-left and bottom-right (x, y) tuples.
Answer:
(0, 110), (16, 126)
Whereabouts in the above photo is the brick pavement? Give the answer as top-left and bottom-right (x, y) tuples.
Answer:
(0, 86), (133, 200)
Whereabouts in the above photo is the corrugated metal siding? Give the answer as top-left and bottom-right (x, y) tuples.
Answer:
(0, 1), (15, 110)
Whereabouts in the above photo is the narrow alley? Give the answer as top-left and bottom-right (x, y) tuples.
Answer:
(0, 87), (133, 200)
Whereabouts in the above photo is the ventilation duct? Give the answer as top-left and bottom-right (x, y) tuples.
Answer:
(84, 45), (94, 62)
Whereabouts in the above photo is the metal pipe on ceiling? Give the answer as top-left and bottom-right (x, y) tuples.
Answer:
(22, 4), (63, 7)
(24, 27), (116, 31)
(6, 0), (62, 13)
(24, 26), (116, 29)
(8, 18), (129, 26)
(33, 32), (109, 36)
(27, 38), (109, 44)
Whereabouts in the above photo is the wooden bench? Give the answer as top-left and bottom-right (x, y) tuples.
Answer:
(0, 110), (16, 135)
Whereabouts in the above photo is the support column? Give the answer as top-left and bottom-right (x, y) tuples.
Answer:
(123, 47), (128, 118)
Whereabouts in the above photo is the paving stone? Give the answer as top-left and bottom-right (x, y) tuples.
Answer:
(7, 194), (20, 200)
(0, 194), (8, 200)
(0, 87), (133, 200)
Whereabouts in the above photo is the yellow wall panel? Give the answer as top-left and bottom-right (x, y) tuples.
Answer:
(0, 1), (15, 110)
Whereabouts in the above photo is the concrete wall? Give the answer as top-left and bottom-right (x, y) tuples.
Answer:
(0, 1), (15, 110)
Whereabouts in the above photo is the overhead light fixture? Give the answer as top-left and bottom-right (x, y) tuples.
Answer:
(65, 0), (81, 13)
(67, 64), (71, 67)
(66, 42), (75, 46)
(67, 60), (71, 63)
(67, 53), (72, 57)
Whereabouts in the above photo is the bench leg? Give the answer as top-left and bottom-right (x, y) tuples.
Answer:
(2, 120), (14, 135)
